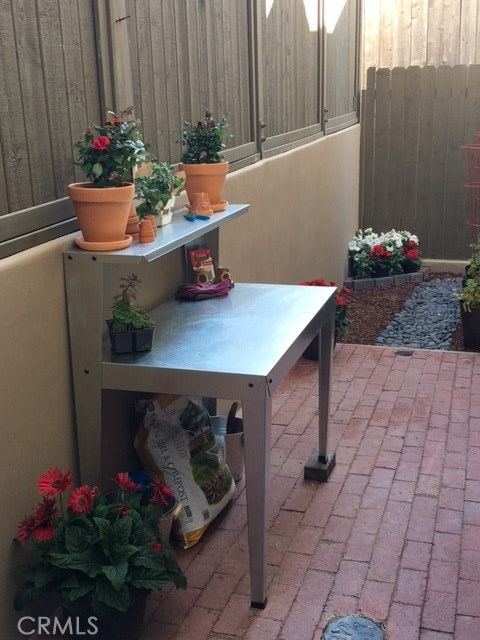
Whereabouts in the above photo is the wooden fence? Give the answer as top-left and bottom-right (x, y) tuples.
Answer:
(360, 64), (480, 260)
(361, 0), (480, 88)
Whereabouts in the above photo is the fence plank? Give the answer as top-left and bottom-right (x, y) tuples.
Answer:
(428, 65), (451, 257)
(388, 67), (406, 229)
(360, 68), (377, 229)
(459, 0), (479, 65)
(373, 68), (392, 230)
(446, 65), (469, 259)
(401, 66), (421, 234)
(410, 0), (428, 66)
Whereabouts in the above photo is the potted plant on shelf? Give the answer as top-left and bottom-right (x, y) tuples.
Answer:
(134, 160), (185, 227)
(179, 108), (232, 213)
(69, 107), (149, 251)
(456, 238), (480, 351)
(299, 278), (350, 360)
(107, 274), (155, 354)
(14, 468), (186, 640)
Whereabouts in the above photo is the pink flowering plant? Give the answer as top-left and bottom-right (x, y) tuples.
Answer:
(14, 468), (185, 621)
(179, 109), (231, 163)
(74, 107), (149, 187)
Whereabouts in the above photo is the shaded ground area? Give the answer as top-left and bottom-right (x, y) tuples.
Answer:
(337, 273), (466, 352)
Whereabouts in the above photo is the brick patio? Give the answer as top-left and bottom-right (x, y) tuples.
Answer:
(140, 344), (480, 640)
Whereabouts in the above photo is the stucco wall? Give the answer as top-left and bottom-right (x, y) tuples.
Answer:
(0, 125), (359, 638)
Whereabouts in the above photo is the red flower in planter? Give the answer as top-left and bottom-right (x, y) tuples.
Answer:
(37, 467), (72, 496)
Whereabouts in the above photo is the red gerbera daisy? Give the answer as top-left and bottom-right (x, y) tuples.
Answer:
(68, 485), (96, 514)
(34, 497), (58, 522)
(148, 540), (162, 553)
(37, 468), (72, 496)
(112, 472), (141, 493)
(150, 478), (175, 509)
(16, 515), (37, 545)
(31, 523), (56, 542)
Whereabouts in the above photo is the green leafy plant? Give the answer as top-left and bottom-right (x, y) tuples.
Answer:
(179, 109), (231, 164)
(108, 274), (154, 334)
(300, 278), (351, 336)
(134, 161), (184, 220)
(456, 236), (480, 312)
(14, 469), (186, 621)
(74, 107), (149, 187)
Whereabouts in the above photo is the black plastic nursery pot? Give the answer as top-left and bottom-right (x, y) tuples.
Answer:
(107, 323), (155, 354)
(108, 328), (134, 354)
(133, 327), (155, 352)
(460, 305), (480, 351)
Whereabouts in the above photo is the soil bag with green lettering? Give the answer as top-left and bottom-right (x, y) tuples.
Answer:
(135, 395), (235, 548)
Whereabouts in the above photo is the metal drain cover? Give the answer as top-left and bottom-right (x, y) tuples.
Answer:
(323, 615), (384, 640)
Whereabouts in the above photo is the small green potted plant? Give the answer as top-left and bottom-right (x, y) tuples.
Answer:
(69, 107), (149, 250)
(14, 468), (186, 639)
(134, 160), (185, 227)
(107, 274), (155, 354)
(178, 109), (232, 213)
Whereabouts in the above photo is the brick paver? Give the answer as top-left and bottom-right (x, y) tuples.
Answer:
(140, 345), (480, 639)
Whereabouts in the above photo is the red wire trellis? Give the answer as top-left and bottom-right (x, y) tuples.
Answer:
(460, 134), (480, 251)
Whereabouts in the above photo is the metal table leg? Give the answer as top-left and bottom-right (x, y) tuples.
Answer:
(242, 382), (271, 608)
(304, 314), (336, 481)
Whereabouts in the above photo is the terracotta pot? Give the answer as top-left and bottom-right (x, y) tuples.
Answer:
(126, 202), (140, 240)
(68, 182), (134, 243)
(179, 161), (228, 212)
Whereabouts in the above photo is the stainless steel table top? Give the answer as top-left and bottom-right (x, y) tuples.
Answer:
(103, 283), (336, 377)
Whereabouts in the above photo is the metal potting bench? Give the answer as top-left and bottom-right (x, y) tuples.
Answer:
(63, 203), (336, 608)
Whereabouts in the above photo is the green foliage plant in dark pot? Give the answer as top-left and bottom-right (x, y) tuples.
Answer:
(107, 273), (155, 354)
(456, 238), (480, 351)
(13, 468), (186, 639)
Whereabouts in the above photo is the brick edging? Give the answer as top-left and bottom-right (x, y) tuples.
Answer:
(344, 265), (431, 291)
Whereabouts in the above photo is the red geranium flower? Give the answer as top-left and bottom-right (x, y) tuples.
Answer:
(112, 472), (141, 493)
(91, 135), (110, 151)
(148, 541), (162, 553)
(336, 295), (349, 307)
(408, 240), (417, 248)
(37, 468), (72, 496)
(406, 249), (419, 260)
(69, 485), (96, 514)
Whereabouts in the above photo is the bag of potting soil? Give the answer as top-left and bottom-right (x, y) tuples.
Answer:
(135, 395), (235, 548)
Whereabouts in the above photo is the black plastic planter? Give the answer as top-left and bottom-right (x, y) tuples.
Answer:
(109, 329), (134, 354)
(460, 305), (480, 351)
(107, 323), (155, 354)
(133, 328), (155, 352)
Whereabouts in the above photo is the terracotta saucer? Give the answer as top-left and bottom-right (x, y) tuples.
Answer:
(187, 200), (228, 214)
(74, 234), (133, 251)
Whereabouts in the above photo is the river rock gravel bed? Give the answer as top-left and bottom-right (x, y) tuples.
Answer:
(337, 273), (467, 352)
(374, 278), (462, 350)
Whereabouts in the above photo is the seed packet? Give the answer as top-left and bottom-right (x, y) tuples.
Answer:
(189, 248), (216, 284)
